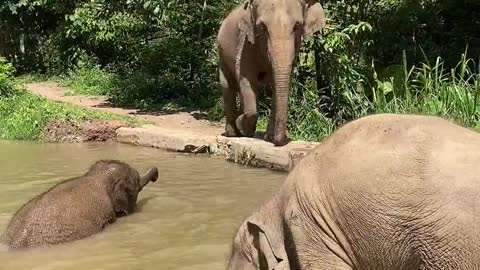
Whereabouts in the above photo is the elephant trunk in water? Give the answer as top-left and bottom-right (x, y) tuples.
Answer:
(270, 36), (295, 146)
(139, 167), (158, 191)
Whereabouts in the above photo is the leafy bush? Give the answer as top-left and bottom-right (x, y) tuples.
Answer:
(65, 56), (115, 95)
(0, 57), (16, 97)
(283, 50), (480, 141)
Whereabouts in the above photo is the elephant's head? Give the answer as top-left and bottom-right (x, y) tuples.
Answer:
(240, 0), (326, 146)
(227, 198), (289, 270)
(86, 160), (159, 216)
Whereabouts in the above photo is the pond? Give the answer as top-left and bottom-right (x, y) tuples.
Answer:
(0, 140), (285, 270)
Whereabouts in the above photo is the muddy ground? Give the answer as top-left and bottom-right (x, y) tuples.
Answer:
(25, 82), (223, 134)
(23, 81), (224, 143)
(42, 119), (127, 143)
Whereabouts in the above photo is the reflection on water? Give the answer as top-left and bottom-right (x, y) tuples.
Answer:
(0, 140), (285, 270)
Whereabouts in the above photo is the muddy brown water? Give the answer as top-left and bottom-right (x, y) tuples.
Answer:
(0, 140), (285, 270)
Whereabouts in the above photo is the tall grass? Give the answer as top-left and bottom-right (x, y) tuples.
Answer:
(64, 60), (115, 96)
(372, 49), (480, 126)
(286, 50), (480, 141)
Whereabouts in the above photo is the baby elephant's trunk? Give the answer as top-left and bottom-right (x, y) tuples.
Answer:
(139, 167), (158, 191)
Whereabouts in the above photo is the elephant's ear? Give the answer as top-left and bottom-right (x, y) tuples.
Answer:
(304, 1), (326, 40)
(247, 220), (289, 270)
(235, 7), (255, 79)
(238, 6), (255, 45)
(112, 179), (130, 216)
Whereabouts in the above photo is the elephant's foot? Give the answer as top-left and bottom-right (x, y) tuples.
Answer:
(272, 133), (289, 147)
(236, 114), (257, 138)
(265, 132), (274, 143)
(273, 138), (288, 147)
(222, 123), (241, 137)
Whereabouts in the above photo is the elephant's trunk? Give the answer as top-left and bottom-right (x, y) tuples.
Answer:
(139, 167), (158, 191)
(270, 40), (295, 146)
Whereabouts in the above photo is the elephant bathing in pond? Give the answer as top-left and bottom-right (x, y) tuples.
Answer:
(228, 113), (480, 269)
(1, 159), (158, 249)
(217, 0), (326, 146)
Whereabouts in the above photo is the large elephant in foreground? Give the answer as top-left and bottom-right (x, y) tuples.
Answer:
(1, 159), (158, 249)
(217, 0), (326, 146)
(228, 113), (480, 269)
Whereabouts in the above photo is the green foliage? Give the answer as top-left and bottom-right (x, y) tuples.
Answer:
(0, 90), (133, 140)
(64, 57), (115, 95)
(371, 50), (480, 127)
(1, 0), (480, 142)
(287, 51), (480, 141)
(280, 0), (480, 140)
(287, 79), (336, 142)
(0, 57), (16, 97)
(52, 0), (236, 109)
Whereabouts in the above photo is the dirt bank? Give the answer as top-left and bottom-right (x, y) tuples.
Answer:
(42, 119), (127, 143)
(24, 81), (319, 172)
(25, 82), (223, 135)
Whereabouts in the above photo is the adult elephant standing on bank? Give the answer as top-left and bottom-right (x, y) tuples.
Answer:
(217, 0), (326, 146)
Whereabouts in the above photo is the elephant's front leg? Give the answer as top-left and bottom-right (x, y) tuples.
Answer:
(236, 76), (258, 137)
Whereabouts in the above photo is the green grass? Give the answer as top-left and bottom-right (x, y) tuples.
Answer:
(17, 59), (117, 96)
(6, 61), (140, 141)
(58, 65), (214, 114)
(62, 64), (115, 96)
(15, 73), (53, 84)
(371, 49), (480, 126)
(0, 89), (137, 141)
(284, 49), (480, 142)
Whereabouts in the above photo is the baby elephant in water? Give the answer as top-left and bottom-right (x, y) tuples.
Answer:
(228, 113), (480, 269)
(1, 160), (158, 249)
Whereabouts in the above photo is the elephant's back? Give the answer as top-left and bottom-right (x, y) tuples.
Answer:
(293, 113), (480, 269)
(3, 177), (112, 248)
(308, 113), (480, 192)
(311, 113), (480, 221)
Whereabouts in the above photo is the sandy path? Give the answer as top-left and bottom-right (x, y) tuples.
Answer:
(24, 82), (224, 135)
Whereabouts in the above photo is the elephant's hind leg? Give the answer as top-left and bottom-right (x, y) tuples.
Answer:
(220, 65), (241, 137)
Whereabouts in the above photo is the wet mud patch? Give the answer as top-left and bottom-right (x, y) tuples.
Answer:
(42, 119), (127, 143)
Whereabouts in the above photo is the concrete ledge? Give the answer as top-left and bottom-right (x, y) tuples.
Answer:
(117, 125), (221, 153)
(116, 125), (320, 172)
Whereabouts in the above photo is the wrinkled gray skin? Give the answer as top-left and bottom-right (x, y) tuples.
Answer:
(217, 0), (326, 146)
(1, 160), (158, 249)
(228, 113), (480, 269)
